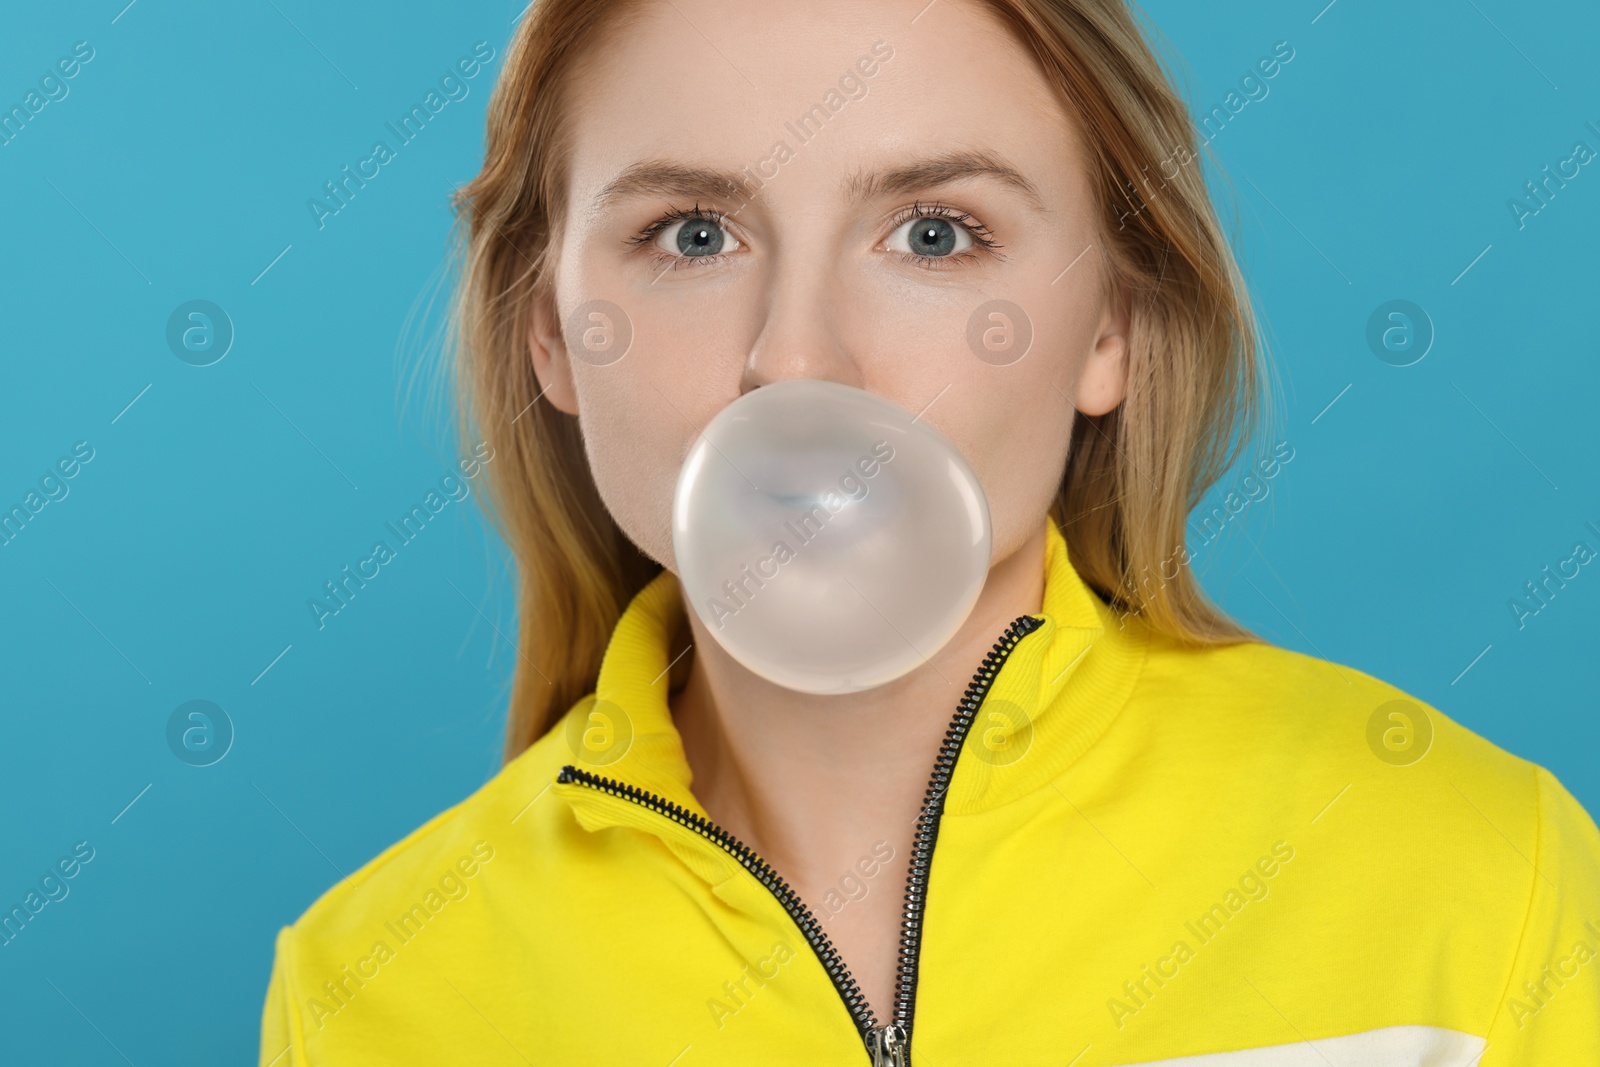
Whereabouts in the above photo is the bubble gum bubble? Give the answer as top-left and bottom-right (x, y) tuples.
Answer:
(672, 379), (991, 694)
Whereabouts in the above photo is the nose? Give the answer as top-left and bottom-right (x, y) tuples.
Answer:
(739, 259), (864, 394)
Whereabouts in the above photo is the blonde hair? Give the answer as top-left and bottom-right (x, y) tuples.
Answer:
(446, 0), (1273, 762)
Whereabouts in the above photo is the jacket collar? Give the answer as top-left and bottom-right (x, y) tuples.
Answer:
(551, 514), (1146, 844)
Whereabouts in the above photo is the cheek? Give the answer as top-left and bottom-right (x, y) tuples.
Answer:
(990, 276), (1106, 523)
(569, 360), (697, 570)
(561, 257), (752, 572)
(960, 368), (1076, 559)
(869, 285), (1090, 563)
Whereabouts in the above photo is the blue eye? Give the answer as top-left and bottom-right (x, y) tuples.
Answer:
(656, 216), (740, 258)
(888, 214), (974, 258)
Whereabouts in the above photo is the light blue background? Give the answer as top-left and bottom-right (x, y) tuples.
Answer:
(1, 0), (1596, 1062)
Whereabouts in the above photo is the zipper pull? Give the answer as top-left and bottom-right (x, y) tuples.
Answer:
(866, 1023), (908, 1066)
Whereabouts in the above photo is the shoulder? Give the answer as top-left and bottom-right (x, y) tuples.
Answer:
(1133, 628), (1534, 798)
(276, 712), (576, 947)
(1100, 627), (1600, 1006)
(1122, 626), (1599, 893)
(258, 714), (587, 1053)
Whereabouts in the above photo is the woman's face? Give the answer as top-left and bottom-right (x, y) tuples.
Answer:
(531, 0), (1130, 574)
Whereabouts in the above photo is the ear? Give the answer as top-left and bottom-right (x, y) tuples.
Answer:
(529, 286), (579, 416)
(1072, 282), (1131, 417)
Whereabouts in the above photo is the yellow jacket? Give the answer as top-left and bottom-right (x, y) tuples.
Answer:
(260, 517), (1600, 1065)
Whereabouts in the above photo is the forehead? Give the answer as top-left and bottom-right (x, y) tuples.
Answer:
(561, 0), (1082, 209)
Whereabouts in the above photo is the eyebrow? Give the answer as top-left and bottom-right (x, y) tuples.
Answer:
(590, 162), (761, 213)
(844, 151), (1045, 213)
(589, 150), (1045, 214)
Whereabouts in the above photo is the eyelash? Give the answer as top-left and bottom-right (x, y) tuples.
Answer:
(625, 201), (733, 271)
(625, 199), (1003, 271)
(886, 200), (1003, 269)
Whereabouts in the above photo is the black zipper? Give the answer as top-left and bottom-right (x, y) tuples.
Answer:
(557, 612), (1044, 1065)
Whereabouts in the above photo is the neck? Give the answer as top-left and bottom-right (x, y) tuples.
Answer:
(668, 520), (1048, 879)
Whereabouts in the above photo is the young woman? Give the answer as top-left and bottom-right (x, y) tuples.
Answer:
(260, 0), (1600, 1063)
